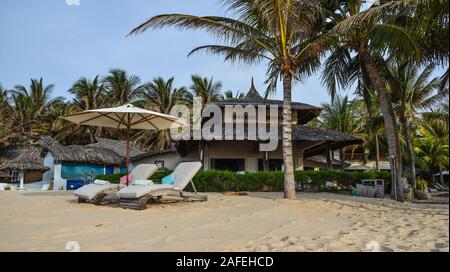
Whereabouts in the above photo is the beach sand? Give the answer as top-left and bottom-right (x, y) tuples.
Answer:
(0, 191), (448, 252)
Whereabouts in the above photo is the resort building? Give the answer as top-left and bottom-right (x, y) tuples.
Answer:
(177, 80), (363, 172)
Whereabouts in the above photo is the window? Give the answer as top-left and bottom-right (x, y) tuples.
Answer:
(257, 159), (284, 171)
(211, 158), (245, 172)
(154, 160), (165, 170)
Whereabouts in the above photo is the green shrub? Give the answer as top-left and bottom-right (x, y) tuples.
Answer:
(416, 179), (428, 190)
(95, 168), (391, 193)
(95, 170), (172, 184)
(95, 173), (123, 184)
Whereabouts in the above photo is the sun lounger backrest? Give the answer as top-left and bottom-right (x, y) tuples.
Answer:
(131, 164), (158, 181)
(172, 162), (202, 190)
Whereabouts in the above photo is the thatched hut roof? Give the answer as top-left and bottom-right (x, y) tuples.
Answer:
(40, 136), (123, 165)
(130, 148), (177, 161)
(0, 146), (49, 172)
(0, 170), (11, 178)
(88, 138), (144, 158)
(213, 79), (322, 124)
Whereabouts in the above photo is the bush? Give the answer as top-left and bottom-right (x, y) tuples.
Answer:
(416, 179), (428, 191)
(95, 169), (391, 193)
(95, 170), (172, 184)
(189, 169), (390, 193)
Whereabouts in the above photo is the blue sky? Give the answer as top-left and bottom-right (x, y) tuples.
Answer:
(0, 0), (446, 106)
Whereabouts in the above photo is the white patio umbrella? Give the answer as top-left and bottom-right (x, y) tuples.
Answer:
(62, 104), (185, 185)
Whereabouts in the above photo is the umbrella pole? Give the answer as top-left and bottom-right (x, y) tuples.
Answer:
(126, 126), (130, 186)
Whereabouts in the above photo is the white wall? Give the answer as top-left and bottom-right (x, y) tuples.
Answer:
(53, 164), (67, 190)
(42, 152), (54, 182)
(133, 153), (182, 170)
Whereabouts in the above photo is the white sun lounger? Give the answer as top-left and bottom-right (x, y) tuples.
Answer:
(118, 162), (206, 210)
(74, 164), (158, 205)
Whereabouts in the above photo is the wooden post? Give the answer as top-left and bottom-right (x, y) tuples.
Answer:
(297, 149), (304, 171)
(263, 151), (270, 171)
(326, 145), (332, 169)
(126, 113), (131, 186)
(19, 171), (25, 190)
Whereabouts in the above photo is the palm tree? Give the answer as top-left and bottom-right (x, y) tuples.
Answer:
(135, 76), (190, 150)
(222, 90), (244, 100)
(386, 62), (442, 187)
(103, 68), (145, 106)
(190, 75), (222, 107)
(9, 78), (63, 142)
(129, 0), (322, 199)
(0, 84), (13, 147)
(415, 122), (449, 186)
(320, 95), (356, 168)
(318, 1), (434, 201)
(12, 78), (61, 117)
(68, 76), (107, 143)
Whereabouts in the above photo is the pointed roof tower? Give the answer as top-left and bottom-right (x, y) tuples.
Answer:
(244, 78), (264, 102)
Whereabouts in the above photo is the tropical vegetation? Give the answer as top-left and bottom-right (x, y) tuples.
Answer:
(0, 0), (448, 201)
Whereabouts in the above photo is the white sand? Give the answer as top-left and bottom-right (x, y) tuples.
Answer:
(0, 191), (448, 252)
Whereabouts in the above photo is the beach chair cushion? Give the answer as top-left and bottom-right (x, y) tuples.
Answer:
(120, 173), (133, 185)
(172, 162), (202, 190)
(161, 174), (175, 185)
(131, 164), (158, 181)
(133, 180), (153, 186)
(119, 184), (175, 199)
(94, 179), (110, 186)
(74, 183), (118, 200)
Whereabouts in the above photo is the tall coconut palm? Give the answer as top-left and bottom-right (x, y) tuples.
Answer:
(135, 76), (190, 150)
(9, 78), (63, 142)
(103, 68), (145, 106)
(68, 76), (107, 143)
(190, 75), (222, 107)
(0, 84), (14, 146)
(222, 90), (244, 100)
(415, 122), (449, 186)
(12, 78), (62, 118)
(129, 0), (322, 199)
(318, 1), (433, 201)
(386, 61), (442, 187)
(320, 95), (357, 168)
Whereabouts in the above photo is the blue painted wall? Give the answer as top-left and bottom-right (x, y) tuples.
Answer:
(61, 162), (111, 179)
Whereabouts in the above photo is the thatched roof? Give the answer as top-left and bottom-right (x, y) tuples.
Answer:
(0, 170), (10, 178)
(40, 136), (123, 165)
(192, 124), (361, 144)
(131, 148), (177, 161)
(88, 138), (144, 158)
(182, 125), (362, 156)
(213, 79), (322, 124)
(0, 146), (49, 171)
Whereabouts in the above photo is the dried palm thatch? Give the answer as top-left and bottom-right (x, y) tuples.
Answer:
(0, 170), (10, 178)
(40, 136), (123, 165)
(88, 138), (144, 158)
(0, 146), (49, 172)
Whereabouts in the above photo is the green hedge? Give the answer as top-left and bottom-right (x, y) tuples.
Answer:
(96, 169), (390, 193)
(95, 170), (171, 184)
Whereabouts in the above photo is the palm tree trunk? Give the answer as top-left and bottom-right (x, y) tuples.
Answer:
(439, 166), (444, 187)
(88, 127), (96, 143)
(431, 166), (436, 187)
(359, 49), (404, 202)
(400, 116), (417, 188)
(375, 133), (380, 170)
(282, 73), (296, 200)
(340, 148), (345, 170)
